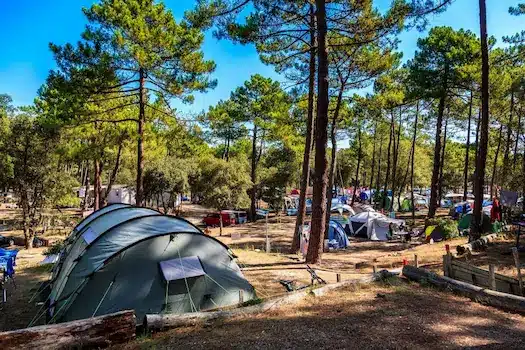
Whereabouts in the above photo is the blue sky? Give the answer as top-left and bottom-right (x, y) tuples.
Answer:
(1, 0), (524, 115)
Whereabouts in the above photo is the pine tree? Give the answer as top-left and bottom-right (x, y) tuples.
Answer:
(50, 0), (216, 205)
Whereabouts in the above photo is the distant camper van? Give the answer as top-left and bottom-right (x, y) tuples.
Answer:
(232, 211), (248, 224)
(203, 211), (236, 227)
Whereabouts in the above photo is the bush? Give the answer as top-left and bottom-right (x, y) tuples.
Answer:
(426, 218), (459, 240)
(43, 240), (64, 256)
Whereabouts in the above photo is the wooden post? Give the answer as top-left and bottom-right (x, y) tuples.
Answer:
(336, 273), (341, 283)
(265, 213), (270, 253)
(489, 264), (496, 290)
(512, 247), (523, 296)
(443, 255), (449, 277)
(372, 265), (377, 274)
(239, 290), (244, 304)
(414, 254), (419, 268)
(219, 211), (223, 237)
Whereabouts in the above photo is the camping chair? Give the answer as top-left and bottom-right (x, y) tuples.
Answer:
(0, 256), (16, 303)
(0, 248), (19, 266)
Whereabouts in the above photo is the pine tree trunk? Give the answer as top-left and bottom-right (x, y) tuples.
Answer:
(513, 107), (522, 167)
(291, 5), (316, 254)
(411, 102), (419, 223)
(306, 0), (328, 264)
(428, 89), (447, 218)
(94, 159), (101, 211)
(390, 109), (402, 211)
(325, 87), (344, 237)
(103, 140), (124, 205)
(369, 121), (377, 191)
(325, 132), (337, 238)
(473, 0), (490, 239)
(376, 129), (383, 194)
(464, 91), (473, 201)
(250, 125), (258, 222)
(136, 67), (146, 206)
(490, 123), (504, 197)
(523, 145), (525, 213)
(225, 135), (230, 162)
(82, 160), (90, 210)
(383, 111), (394, 210)
(501, 90), (514, 185)
(351, 125), (362, 206)
(438, 116), (448, 205)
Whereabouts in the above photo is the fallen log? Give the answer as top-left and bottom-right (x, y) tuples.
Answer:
(456, 233), (501, 255)
(144, 270), (395, 331)
(402, 265), (525, 314)
(0, 310), (135, 350)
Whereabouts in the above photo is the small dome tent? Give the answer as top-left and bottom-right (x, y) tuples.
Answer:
(327, 220), (350, 249)
(349, 211), (405, 241)
(48, 205), (255, 323)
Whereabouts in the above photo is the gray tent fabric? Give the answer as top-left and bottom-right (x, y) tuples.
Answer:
(51, 207), (160, 296)
(48, 206), (255, 323)
(74, 203), (130, 234)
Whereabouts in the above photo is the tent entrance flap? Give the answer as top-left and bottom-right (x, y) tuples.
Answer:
(160, 256), (205, 281)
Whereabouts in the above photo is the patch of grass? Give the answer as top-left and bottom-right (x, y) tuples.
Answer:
(25, 264), (53, 274)
(241, 298), (263, 307)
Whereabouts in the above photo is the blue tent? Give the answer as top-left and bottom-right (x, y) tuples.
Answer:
(328, 220), (350, 249)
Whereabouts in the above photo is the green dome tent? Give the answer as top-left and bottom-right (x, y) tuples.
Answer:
(457, 212), (500, 233)
(47, 204), (255, 323)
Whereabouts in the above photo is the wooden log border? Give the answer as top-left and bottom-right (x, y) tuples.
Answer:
(403, 265), (525, 314)
(0, 310), (135, 350)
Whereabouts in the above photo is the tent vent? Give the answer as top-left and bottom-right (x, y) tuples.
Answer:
(159, 256), (205, 281)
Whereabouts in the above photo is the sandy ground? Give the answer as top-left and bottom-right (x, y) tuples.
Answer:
(122, 279), (525, 349)
(1, 205), (524, 335)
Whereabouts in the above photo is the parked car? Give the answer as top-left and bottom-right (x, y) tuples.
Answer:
(0, 235), (14, 248)
(203, 211), (236, 227)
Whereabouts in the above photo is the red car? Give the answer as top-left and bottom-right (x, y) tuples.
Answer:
(203, 211), (236, 227)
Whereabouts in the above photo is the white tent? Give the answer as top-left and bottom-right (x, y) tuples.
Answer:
(349, 211), (405, 241)
(330, 204), (355, 216)
(352, 203), (375, 214)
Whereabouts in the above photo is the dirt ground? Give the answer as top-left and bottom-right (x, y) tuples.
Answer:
(122, 279), (525, 349)
(205, 212), (524, 298)
(1, 206), (525, 336)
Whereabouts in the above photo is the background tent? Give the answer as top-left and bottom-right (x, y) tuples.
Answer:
(349, 212), (405, 241)
(330, 203), (356, 216)
(327, 220), (350, 249)
(47, 206), (255, 324)
(458, 212), (498, 233)
(400, 198), (412, 212)
(352, 203), (375, 214)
